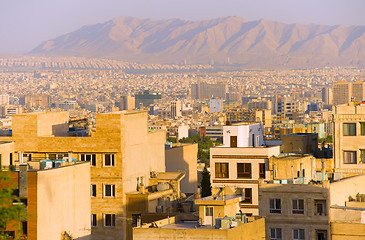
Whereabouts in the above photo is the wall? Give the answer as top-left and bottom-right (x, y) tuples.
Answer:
(36, 163), (90, 240)
(165, 144), (198, 194)
(329, 175), (365, 206)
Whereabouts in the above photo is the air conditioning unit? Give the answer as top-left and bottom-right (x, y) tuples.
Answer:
(221, 219), (231, 230)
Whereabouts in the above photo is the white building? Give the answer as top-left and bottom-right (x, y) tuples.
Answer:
(210, 97), (223, 113)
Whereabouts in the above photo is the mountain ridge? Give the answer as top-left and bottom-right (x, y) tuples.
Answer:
(30, 16), (365, 69)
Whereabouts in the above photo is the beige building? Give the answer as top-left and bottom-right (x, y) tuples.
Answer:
(210, 123), (280, 216)
(165, 143), (198, 194)
(0, 110), (166, 240)
(133, 194), (266, 240)
(333, 80), (365, 106)
(1, 157), (90, 240)
(333, 104), (365, 176)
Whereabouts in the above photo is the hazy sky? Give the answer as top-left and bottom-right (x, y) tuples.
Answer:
(1, 0), (365, 54)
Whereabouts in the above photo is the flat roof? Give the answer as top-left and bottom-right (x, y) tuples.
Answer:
(153, 172), (185, 181)
(160, 221), (213, 229)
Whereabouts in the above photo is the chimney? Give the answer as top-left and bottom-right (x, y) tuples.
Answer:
(19, 164), (28, 198)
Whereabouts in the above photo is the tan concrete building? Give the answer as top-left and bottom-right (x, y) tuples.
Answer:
(333, 104), (365, 177)
(133, 194), (266, 240)
(165, 143), (198, 194)
(0, 110), (166, 240)
(1, 159), (90, 240)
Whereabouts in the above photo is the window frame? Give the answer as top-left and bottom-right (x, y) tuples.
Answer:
(242, 188), (252, 204)
(269, 199), (281, 214)
(104, 184), (115, 197)
(91, 214), (97, 227)
(237, 163), (251, 179)
(292, 199), (304, 215)
(81, 154), (96, 166)
(314, 200), (326, 216)
(104, 154), (115, 167)
(343, 123), (356, 136)
(270, 228), (282, 240)
(91, 184), (96, 197)
(343, 151), (357, 164)
(104, 214), (116, 227)
(215, 162), (229, 178)
(360, 122), (365, 136)
(259, 163), (266, 178)
(293, 229), (305, 240)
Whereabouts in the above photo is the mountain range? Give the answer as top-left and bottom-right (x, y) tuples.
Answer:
(30, 16), (365, 69)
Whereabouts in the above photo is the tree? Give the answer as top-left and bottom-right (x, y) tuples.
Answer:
(0, 172), (26, 240)
(201, 167), (212, 197)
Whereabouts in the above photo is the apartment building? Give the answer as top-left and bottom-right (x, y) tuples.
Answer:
(333, 80), (365, 106)
(210, 123), (280, 215)
(333, 103), (365, 177)
(0, 110), (166, 240)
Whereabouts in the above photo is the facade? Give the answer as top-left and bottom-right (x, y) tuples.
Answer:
(210, 97), (223, 113)
(191, 83), (228, 100)
(0, 110), (166, 240)
(321, 87), (333, 106)
(333, 104), (365, 176)
(205, 125), (224, 140)
(135, 90), (162, 108)
(119, 95), (135, 110)
(210, 123), (280, 215)
(1, 159), (90, 240)
(281, 133), (318, 155)
(333, 81), (365, 106)
(247, 99), (272, 111)
(165, 143), (198, 194)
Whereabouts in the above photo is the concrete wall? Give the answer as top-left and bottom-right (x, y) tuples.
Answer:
(36, 163), (91, 240)
(329, 175), (365, 206)
(0, 141), (14, 169)
(331, 223), (365, 240)
(165, 144), (198, 194)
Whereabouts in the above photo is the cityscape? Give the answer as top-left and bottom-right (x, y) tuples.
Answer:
(1, 1), (365, 240)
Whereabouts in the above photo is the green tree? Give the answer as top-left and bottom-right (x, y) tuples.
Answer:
(167, 137), (177, 143)
(201, 167), (212, 197)
(0, 172), (26, 240)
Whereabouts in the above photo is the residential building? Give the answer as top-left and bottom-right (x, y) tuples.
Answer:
(191, 83), (228, 100)
(210, 97), (223, 113)
(333, 80), (365, 106)
(210, 123), (280, 215)
(0, 110), (166, 240)
(119, 95), (135, 110)
(281, 133), (318, 155)
(135, 90), (162, 108)
(322, 87), (333, 106)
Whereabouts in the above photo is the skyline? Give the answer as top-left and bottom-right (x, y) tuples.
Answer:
(1, 0), (365, 54)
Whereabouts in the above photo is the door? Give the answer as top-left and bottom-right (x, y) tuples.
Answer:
(204, 206), (213, 226)
(230, 136), (237, 148)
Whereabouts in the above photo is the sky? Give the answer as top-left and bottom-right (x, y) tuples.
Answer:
(1, 0), (365, 54)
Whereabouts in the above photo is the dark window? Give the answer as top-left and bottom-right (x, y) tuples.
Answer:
(104, 214), (115, 227)
(242, 188), (252, 203)
(230, 136), (237, 148)
(315, 200), (326, 216)
(292, 199), (304, 215)
(22, 221), (27, 235)
(270, 199), (281, 214)
(81, 154), (96, 166)
(259, 163), (265, 178)
(361, 150), (365, 163)
(9, 153), (12, 166)
(104, 154), (115, 166)
(316, 230), (327, 240)
(293, 229), (305, 240)
(343, 123), (356, 136)
(237, 163), (251, 178)
(104, 185), (115, 197)
(270, 228), (282, 240)
(91, 185), (96, 197)
(344, 151), (357, 164)
(215, 163), (229, 178)
(361, 122), (365, 135)
(91, 214), (97, 227)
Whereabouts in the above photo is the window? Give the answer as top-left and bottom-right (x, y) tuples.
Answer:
(21, 221), (27, 236)
(91, 214), (97, 227)
(292, 199), (304, 215)
(293, 229), (305, 240)
(81, 154), (96, 166)
(205, 206), (213, 216)
(104, 214), (115, 227)
(104, 154), (115, 166)
(215, 163), (229, 178)
(315, 200), (326, 216)
(104, 185), (115, 197)
(269, 199), (281, 214)
(259, 163), (265, 178)
(242, 188), (252, 204)
(361, 150), (365, 163)
(316, 230), (327, 240)
(361, 122), (365, 135)
(91, 185), (96, 197)
(237, 163), (251, 178)
(343, 123), (356, 136)
(270, 228), (282, 240)
(344, 151), (357, 164)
